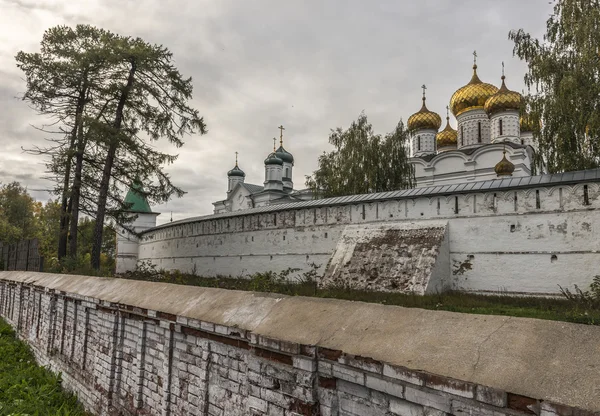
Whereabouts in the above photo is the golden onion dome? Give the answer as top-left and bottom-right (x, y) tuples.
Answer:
(494, 150), (515, 177)
(520, 114), (537, 132)
(407, 95), (442, 131)
(450, 64), (499, 117)
(436, 113), (458, 149)
(484, 75), (522, 115)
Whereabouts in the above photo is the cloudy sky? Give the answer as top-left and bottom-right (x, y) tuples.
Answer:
(0, 0), (551, 224)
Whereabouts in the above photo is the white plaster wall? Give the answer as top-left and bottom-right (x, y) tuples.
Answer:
(412, 145), (533, 187)
(457, 109), (490, 148)
(138, 182), (600, 295)
(115, 213), (158, 274)
(228, 175), (244, 192)
(521, 131), (536, 150)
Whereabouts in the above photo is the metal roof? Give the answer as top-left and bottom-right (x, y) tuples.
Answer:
(241, 183), (264, 194)
(147, 168), (600, 232)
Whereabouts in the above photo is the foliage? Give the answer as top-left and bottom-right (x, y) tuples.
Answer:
(0, 318), (87, 415)
(0, 184), (115, 274)
(306, 112), (414, 198)
(559, 275), (600, 308)
(119, 267), (600, 326)
(509, 0), (600, 172)
(0, 182), (39, 244)
(36, 199), (61, 261)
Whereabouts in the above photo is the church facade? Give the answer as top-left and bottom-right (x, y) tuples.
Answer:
(212, 55), (541, 214)
(408, 57), (540, 187)
(114, 53), (600, 297)
(212, 128), (314, 214)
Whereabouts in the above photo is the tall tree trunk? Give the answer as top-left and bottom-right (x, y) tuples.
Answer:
(67, 124), (86, 258)
(91, 61), (136, 270)
(57, 133), (75, 260)
(58, 75), (88, 260)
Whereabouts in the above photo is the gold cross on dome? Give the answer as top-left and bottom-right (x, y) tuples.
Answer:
(446, 105), (450, 118)
(421, 84), (427, 99)
(473, 50), (478, 65)
(278, 125), (285, 146)
(502, 61), (505, 77)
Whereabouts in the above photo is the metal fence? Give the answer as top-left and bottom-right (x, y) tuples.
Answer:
(0, 239), (43, 271)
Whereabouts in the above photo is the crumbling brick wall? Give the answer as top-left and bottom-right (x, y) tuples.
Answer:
(0, 274), (597, 416)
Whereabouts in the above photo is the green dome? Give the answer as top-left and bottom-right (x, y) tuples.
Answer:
(124, 180), (152, 213)
(275, 146), (294, 164)
(264, 152), (283, 165)
(227, 165), (245, 177)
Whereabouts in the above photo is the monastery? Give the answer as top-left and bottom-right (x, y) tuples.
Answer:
(114, 54), (600, 297)
(210, 53), (541, 216)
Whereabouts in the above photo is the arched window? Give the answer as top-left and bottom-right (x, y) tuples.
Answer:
(499, 119), (503, 136)
(285, 167), (289, 178)
(478, 122), (482, 142)
(461, 126), (464, 146)
(417, 136), (421, 151)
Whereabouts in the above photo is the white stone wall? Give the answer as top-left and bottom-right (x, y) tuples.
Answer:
(138, 181), (600, 296)
(490, 111), (520, 143)
(411, 129), (436, 156)
(457, 109), (491, 148)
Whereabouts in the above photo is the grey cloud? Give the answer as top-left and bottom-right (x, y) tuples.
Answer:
(0, 0), (553, 225)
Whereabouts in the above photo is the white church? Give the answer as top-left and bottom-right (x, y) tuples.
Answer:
(212, 127), (315, 214)
(408, 56), (540, 187)
(211, 54), (541, 214)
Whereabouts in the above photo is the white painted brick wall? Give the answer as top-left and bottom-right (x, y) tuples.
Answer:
(0, 276), (596, 416)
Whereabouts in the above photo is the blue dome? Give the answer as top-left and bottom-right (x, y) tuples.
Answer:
(264, 152), (283, 165)
(275, 146), (294, 164)
(227, 165), (245, 177)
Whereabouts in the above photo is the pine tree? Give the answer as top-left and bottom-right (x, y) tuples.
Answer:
(89, 36), (206, 270)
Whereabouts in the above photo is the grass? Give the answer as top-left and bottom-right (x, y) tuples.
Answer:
(119, 266), (600, 326)
(0, 318), (88, 416)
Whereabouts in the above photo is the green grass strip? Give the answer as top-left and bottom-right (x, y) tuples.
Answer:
(121, 269), (600, 326)
(0, 318), (87, 416)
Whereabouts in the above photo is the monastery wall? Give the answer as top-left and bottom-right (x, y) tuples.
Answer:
(138, 181), (600, 296)
(2, 271), (599, 416)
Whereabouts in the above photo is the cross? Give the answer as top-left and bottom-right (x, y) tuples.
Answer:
(446, 105), (450, 119)
(278, 125), (285, 146)
(502, 61), (505, 77)
(273, 137), (276, 151)
(473, 50), (478, 66)
(421, 84), (427, 99)
(235, 151), (238, 166)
